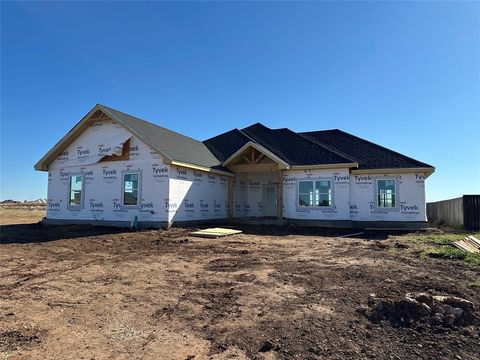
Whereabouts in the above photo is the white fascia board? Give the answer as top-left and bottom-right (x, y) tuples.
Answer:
(289, 163), (358, 170)
(351, 167), (436, 178)
(170, 160), (233, 177)
(34, 104), (104, 171)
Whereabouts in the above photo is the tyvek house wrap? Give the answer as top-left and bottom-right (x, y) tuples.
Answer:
(281, 169), (427, 222)
(282, 168), (351, 221)
(167, 165), (229, 222)
(47, 119), (169, 223)
(54, 122), (132, 167)
(232, 172), (278, 218)
(349, 172), (427, 221)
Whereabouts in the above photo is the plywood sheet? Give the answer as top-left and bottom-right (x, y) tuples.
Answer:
(190, 227), (242, 238)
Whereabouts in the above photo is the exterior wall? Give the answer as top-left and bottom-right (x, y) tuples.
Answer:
(232, 172), (278, 218)
(283, 168), (351, 220)
(46, 120), (169, 224)
(283, 169), (427, 223)
(232, 173), (247, 218)
(167, 165), (229, 222)
(44, 117), (428, 225)
(349, 172), (427, 221)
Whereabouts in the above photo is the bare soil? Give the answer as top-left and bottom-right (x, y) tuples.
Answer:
(0, 206), (45, 225)
(0, 217), (479, 359)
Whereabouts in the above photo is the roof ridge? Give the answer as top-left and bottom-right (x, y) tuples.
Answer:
(290, 129), (358, 164)
(241, 122), (268, 130)
(237, 127), (258, 144)
(306, 129), (433, 167)
(240, 124), (292, 162)
(203, 128), (250, 143)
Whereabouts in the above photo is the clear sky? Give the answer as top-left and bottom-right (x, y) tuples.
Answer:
(1, 1), (479, 202)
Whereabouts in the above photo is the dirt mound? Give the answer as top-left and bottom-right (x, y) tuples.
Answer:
(359, 292), (476, 327)
(0, 328), (43, 352)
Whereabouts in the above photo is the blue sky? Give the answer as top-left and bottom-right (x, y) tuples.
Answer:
(1, 1), (479, 202)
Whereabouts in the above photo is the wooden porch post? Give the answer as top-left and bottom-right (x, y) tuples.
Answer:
(228, 176), (234, 222)
(277, 170), (284, 219)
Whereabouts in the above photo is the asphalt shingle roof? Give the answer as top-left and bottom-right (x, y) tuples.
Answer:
(300, 129), (434, 170)
(202, 129), (250, 163)
(37, 104), (434, 172)
(95, 106), (436, 170)
(100, 105), (222, 169)
(240, 123), (354, 165)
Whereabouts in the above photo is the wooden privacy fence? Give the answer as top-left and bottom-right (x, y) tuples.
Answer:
(463, 195), (480, 231)
(427, 195), (480, 230)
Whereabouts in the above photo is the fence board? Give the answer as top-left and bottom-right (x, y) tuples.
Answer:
(463, 195), (480, 231)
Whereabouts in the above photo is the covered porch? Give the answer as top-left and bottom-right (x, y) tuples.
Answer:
(224, 142), (288, 222)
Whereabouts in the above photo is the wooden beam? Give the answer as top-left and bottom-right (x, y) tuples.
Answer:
(242, 154), (251, 164)
(228, 163), (280, 173)
(254, 153), (265, 164)
(228, 177), (234, 222)
(277, 170), (284, 219)
(251, 148), (255, 163)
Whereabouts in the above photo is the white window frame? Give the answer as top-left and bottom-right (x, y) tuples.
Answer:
(315, 180), (332, 207)
(297, 179), (333, 208)
(68, 174), (84, 208)
(121, 171), (142, 207)
(377, 178), (396, 208)
(298, 180), (314, 207)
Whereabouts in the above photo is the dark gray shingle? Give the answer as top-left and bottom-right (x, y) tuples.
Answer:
(300, 129), (434, 170)
(100, 105), (222, 168)
(241, 123), (355, 166)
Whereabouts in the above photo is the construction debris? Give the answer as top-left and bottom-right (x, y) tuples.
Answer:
(358, 292), (476, 327)
(190, 227), (242, 238)
(453, 235), (480, 253)
(336, 232), (364, 239)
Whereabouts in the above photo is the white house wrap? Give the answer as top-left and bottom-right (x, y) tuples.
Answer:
(36, 104), (434, 229)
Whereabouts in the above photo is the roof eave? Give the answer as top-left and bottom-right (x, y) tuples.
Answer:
(289, 163), (359, 170)
(34, 104), (105, 172)
(170, 160), (233, 177)
(351, 167), (436, 178)
(34, 104), (180, 172)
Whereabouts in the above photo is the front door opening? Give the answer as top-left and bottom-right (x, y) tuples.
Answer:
(264, 185), (277, 217)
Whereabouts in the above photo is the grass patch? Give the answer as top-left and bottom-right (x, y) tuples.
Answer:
(401, 231), (480, 246)
(420, 246), (480, 267)
(469, 279), (480, 289)
(398, 231), (480, 269)
(421, 245), (465, 260)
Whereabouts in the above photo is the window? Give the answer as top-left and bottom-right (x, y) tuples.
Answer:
(69, 175), (83, 206)
(123, 173), (139, 205)
(315, 180), (332, 206)
(378, 179), (395, 208)
(298, 180), (332, 207)
(299, 181), (314, 206)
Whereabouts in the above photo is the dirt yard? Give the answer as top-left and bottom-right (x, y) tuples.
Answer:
(0, 214), (479, 359)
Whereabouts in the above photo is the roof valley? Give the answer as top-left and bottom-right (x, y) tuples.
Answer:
(295, 132), (358, 164)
